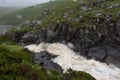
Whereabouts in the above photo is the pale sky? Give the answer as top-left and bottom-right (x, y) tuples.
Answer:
(0, 0), (49, 7)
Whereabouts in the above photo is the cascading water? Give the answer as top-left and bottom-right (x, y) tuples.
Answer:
(25, 43), (120, 80)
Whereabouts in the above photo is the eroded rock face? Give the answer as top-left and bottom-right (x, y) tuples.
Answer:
(106, 45), (120, 61)
(21, 19), (120, 67)
(88, 44), (120, 67)
(88, 47), (107, 62)
(22, 32), (37, 45)
(116, 22), (120, 36)
(35, 50), (57, 65)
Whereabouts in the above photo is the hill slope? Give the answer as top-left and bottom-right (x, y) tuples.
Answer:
(0, 7), (21, 17)
(0, 0), (68, 25)
(41, 0), (120, 27)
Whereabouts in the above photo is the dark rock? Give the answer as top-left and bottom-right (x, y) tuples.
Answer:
(88, 47), (108, 62)
(20, 21), (120, 67)
(105, 45), (120, 67)
(34, 50), (63, 75)
(44, 61), (63, 75)
(116, 22), (120, 36)
(34, 50), (57, 64)
(88, 44), (120, 67)
(22, 32), (36, 45)
(106, 45), (120, 61)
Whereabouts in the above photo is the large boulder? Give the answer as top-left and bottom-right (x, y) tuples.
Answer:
(88, 44), (120, 67)
(88, 47), (108, 62)
(34, 50), (63, 74)
(22, 32), (37, 45)
(34, 50), (57, 64)
(106, 45), (120, 61)
(116, 22), (120, 36)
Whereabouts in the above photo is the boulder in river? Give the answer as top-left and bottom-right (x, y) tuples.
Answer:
(34, 50), (63, 74)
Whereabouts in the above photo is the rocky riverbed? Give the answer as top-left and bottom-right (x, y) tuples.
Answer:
(20, 21), (120, 68)
(26, 43), (120, 80)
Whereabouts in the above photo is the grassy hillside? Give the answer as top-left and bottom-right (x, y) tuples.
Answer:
(0, 0), (68, 25)
(0, 0), (119, 25)
(0, 7), (21, 17)
(41, 0), (120, 27)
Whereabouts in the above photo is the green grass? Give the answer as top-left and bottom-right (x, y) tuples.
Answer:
(0, 43), (96, 80)
(0, 0), (68, 25)
(5, 45), (23, 51)
(64, 69), (96, 80)
(0, 35), (96, 80)
(0, 44), (59, 80)
(0, 0), (119, 26)
(41, 0), (120, 28)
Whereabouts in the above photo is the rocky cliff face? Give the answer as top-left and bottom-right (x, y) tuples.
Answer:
(21, 15), (120, 67)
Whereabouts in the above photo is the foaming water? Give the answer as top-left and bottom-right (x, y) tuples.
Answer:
(25, 43), (120, 80)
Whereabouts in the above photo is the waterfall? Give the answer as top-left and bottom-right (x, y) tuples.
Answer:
(25, 43), (120, 80)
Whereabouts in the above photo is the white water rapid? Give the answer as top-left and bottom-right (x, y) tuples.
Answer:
(25, 43), (120, 80)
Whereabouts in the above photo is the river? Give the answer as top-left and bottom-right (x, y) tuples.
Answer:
(26, 42), (120, 80)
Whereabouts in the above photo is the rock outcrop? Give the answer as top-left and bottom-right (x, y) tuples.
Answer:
(35, 50), (63, 74)
(21, 18), (120, 67)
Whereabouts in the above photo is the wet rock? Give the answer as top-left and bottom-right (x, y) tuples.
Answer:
(44, 61), (63, 75)
(35, 50), (57, 64)
(105, 45), (120, 67)
(116, 22), (120, 36)
(47, 29), (55, 38)
(88, 47), (108, 62)
(20, 21), (120, 67)
(34, 50), (63, 74)
(106, 45), (120, 61)
(88, 44), (120, 67)
(22, 32), (36, 44)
